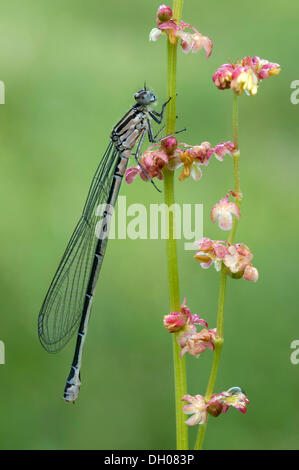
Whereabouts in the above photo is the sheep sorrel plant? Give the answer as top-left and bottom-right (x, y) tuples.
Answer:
(126, 2), (280, 450)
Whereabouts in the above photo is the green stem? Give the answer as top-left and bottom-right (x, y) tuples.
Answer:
(215, 268), (227, 340)
(166, 39), (177, 135)
(163, 0), (188, 451)
(194, 269), (226, 450)
(233, 93), (239, 150)
(229, 94), (241, 244)
(194, 94), (240, 450)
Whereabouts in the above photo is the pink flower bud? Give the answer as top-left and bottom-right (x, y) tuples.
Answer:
(212, 64), (234, 90)
(161, 136), (178, 155)
(164, 312), (186, 333)
(164, 297), (208, 335)
(243, 264), (259, 282)
(157, 5), (173, 22)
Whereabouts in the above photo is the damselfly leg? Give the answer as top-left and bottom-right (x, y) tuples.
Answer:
(148, 97), (171, 124)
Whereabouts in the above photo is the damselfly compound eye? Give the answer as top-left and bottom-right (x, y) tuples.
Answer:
(134, 90), (146, 102)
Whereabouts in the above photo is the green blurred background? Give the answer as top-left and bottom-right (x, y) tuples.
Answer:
(0, 0), (298, 450)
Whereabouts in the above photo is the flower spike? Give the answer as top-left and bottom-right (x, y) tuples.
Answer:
(194, 239), (259, 281)
(150, 5), (213, 57)
(126, 139), (236, 186)
(213, 56), (281, 95)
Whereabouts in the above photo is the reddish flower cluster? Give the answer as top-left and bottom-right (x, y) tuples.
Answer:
(168, 141), (236, 182)
(194, 238), (259, 281)
(125, 150), (168, 184)
(125, 137), (236, 185)
(150, 5), (213, 58)
(194, 238), (228, 272)
(182, 387), (250, 426)
(163, 298), (216, 358)
(224, 244), (259, 281)
(213, 56), (280, 96)
(178, 327), (216, 358)
(163, 296), (207, 333)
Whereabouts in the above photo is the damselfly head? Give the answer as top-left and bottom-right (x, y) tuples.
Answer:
(134, 88), (156, 106)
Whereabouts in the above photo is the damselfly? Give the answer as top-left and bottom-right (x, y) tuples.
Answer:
(38, 86), (182, 402)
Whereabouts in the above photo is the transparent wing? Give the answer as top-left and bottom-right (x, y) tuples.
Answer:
(38, 142), (119, 353)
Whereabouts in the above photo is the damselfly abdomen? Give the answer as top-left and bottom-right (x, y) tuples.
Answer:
(38, 87), (177, 402)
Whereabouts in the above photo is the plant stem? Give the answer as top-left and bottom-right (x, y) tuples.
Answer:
(163, 0), (188, 451)
(233, 93), (239, 150)
(229, 94), (241, 244)
(194, 269), (226, 450)
(194, 94), (240, 450)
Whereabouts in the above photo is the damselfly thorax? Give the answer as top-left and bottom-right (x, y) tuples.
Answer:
(112, 107), (151, 156)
